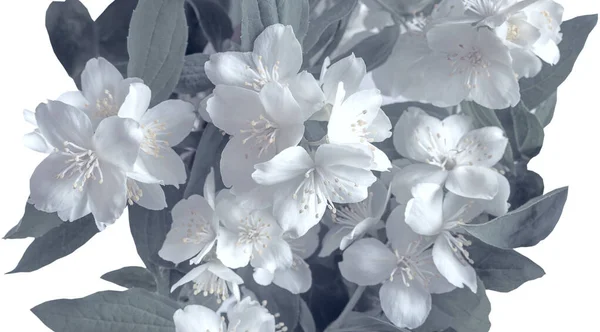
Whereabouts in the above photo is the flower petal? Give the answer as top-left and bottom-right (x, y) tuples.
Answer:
(221, 136), (275, 195)
(36, 101), (94, 149)
(135, 147), (187, 187)
(204, 51), (256, 86)
(405, 183), (445, 236)
(432, 234), (478, 293)
(57, 91), (89, 110)
(216, 227), (252, 269)
(81, 57), (124, 105)
(510, 48), (543, 78)
(253, 268), (275, 286)
(142, 100), (196, 146)
(173, 305), (222, 332)
(393, 107), (444, 162)
(87, 162), (128, 226)
(341, 217), (380, 250)
(455, 127), (508, 168)
(386, 205), (429, 254)
(446, 166), (499, 200)
(134, 181), (167, 210)
(93, 117), (142, 171)
(273, 180), (327, 237)
(252, 24), (302, 82)
(391, 163), (447, 204)
(322, 53), (366, 103)
(273, 257), (312, 294)
(380, 280), (432, 329)
(23, 131), (53, 153)
(318, 225), (349, 257)
(118, 82), (151, 122)
(252, 146), (313, 185)
(260, 82), (304, 126)
(171, 264), (210, 292)
(207, 85), (264, 135)
(287, 71), (325, 120)
(339, 238), (396, 286)
(251, 237), (294, 272)
(207, 261), (244, 284)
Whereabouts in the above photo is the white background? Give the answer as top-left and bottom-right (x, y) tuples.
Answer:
(0, 0), (598, 331)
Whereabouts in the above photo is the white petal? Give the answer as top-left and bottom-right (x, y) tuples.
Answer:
(207, 85), (264, 135)
(441, 114), (474, 149)
(510, 48), (543, 78)
(455, 127), (508, 167)
(81, 57), (124, 105)
(173, 305), (222, 332)
(216, 228), (252, 269)
(483, 172), (510, 216)
(393, 107), (444, 162)
(367, 109), (393, 143)
(171, 264), (210, 292)
(35, 101), (93, 149)
(405, 183), (445, 236)
(206, 261), (244, 284)
(288, 71), (326, 120)
(288, 224), (321, 259)
(251, 237), (294, 272)
(380, 281), (432, 329)
(328, 89), (383, 145)
(260, 82), (304, 126)
(532, 37), (560, 64)
(386, 205), (429, 254)
(446, 166), (499, 200)
(468, 60), (520, 109)
(93, 117), (142, 171)
(142, 100), (196, 146)
(432, 234), (478, 292)
(252, 146), (313, 185)
(23, 131), (53, 153)
(117, 82), (151, 122)
(322, 53), (366, 103)
(204, 51), (256, 86)
(29, 153), (85, 214)
(135, 148), (187, 187)
(203, 168), (216, 210)
(319, 225), (350, 257)
(315, 143), (374, 170)
(339, 238), (396, 286)
(215, 190), (252, 230)
(390, 163), (447, 204)
(253, 268), (275, 286)
(341, 217), (380, 250)
(273, 180), (326, 237)
(57, 91), (89, 110)
(221, 136), (274, 195)
(87, 162), (128, 226)
(273, 257), (312, 294)
(252, 24), (302, 82)
(134, 181), (167, 210)
(419, 259), (457, 294)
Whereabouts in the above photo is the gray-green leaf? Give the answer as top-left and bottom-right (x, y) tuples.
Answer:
(101, 266), (157, 292)
(464, 187), (568, 249)
(469, 237), (545, 293)
(9, 215), (98, 273)
(519, 15), (597, 109)
(303, 0), (358, 52)
(334, 25), (399, 72)
(298, 298), (317, 332)
(175, 53), (213, 95)
(531, 92), (557, 128)
(186, 0), (233, 52)
(4, 203), (64, 239)
(510, 102), (545, 161)
(32, 288), (179, 332)
(184, 124), (227, 199)
(127, 0), (188, 106)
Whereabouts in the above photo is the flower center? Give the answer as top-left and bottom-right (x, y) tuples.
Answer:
(141, 120), (169, 157)
(95, 89), (118, 118)
(193, 270), (230, 303)
(237, 215), (271, 254)
(350, 110), (375, 144)
(390, 239), (435, 288)
(443, 231), (475, 266)
(332, 192), (373, 229)
(182, 212), (215, 246)
(245, 55), (280, 91)
(464, 0), (506, 17)
(240, 114), (278, 158)
(126, 179), (143, 205)
(506, 23), (520, 41)
(56, 141), (104, 191)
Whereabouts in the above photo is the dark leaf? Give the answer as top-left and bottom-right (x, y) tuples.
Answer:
(519, 15), (598, 109)
(303, 0), (358, 52)
(184, 124), (227, 198)
(470, 237), (545, 293)
(465, 187), (568, 249)
(96, 0), (138, 75)
(175, 53), (213, 94)
(187, 0), (233, 52)
(328, 312), (403, 332)
(9, 215), (98, 273)
(32, 288), (179, 332)
(298, 298), (317, 332)
(101, 266), (157, 292)
(4, 203), (64, 239)
(334, 25), (399, 72)
(127, 0), (189, 106)
(302, 258), (348, 330)
(510, 103), (545, 161)
(508, 169), (545, 210)
(532, 92), (557, 128)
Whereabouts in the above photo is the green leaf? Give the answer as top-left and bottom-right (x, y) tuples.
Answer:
(32, 288), (179, 332)
(334, 25), (399, 72)
(241, 0), (310, 50)
(129, 203), (176, 271)
(328, 312), (404, 332)
(469, 237), (545, 293)
(186, 0), (233, 52)
(519, 15), (598, 109)
(184, 124), (227, 199)
(298, 298), (317, 332)
(417, 279), (490, 332)
(4, 203), (64, 239)
(127, 0), (188, 106)
(465, 187), (568, 249)
(174, 53), (213, 94)
(303, 0), (358, 52)
(9, 215), (98, 273)
(101, 266), (157, 292)
(532, 92), (557, 128)
(510, 103), (545, 161)
(95, 0), (139, 75)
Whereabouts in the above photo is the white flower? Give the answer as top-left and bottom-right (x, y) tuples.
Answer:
(391, 108), (508, 204)
(204, 24), (323, 114)
(327, 82), (392, 171)
(57, 57), (140, 128)
(251, 144), (377, 237)
(22, 109), (53, 154)
(463, 0), (541, 27)
(522, 0), (564, 65)
(207, 82), (315, 195)
(174, 297), (276, 332)
(373, 22), (520, 109)
(171, 260), (243, 303)
(29, 101), (141, 228)
(404, 183), (494, 292)
(215, 191), (293, 272)
(339, 205), (455, 329)
(253, 225), (320, 294)
(319, 180), (388, 257)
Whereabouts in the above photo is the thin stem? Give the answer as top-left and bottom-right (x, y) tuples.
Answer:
(326, 285), (367, 331)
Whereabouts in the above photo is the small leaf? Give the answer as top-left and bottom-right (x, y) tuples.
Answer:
(510, 103), (545, 160)
(328, 312), (403, 332)
(532, 92), (557, 128)
(334, 25), (399, 72)
(9, 215), (98, 273)
(303, 0), (358, 52)
(127, 0), (188, 106)
(469, 237), (545, 293)
(184, 124), (227, 199)
(520, 15), (598, 109)
(4, 203), (64, 239)
(175, 53), (213, 95)
(508, 169), (545, 210)
(101, 266), (157, 292)
(32, 288), (179, 332)
(417, 279), (490, 332)
(186, 0), (233, 52)
(465, 187), (568, 249)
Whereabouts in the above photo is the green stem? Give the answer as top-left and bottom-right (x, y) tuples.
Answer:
(327, 285), (367, 331)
